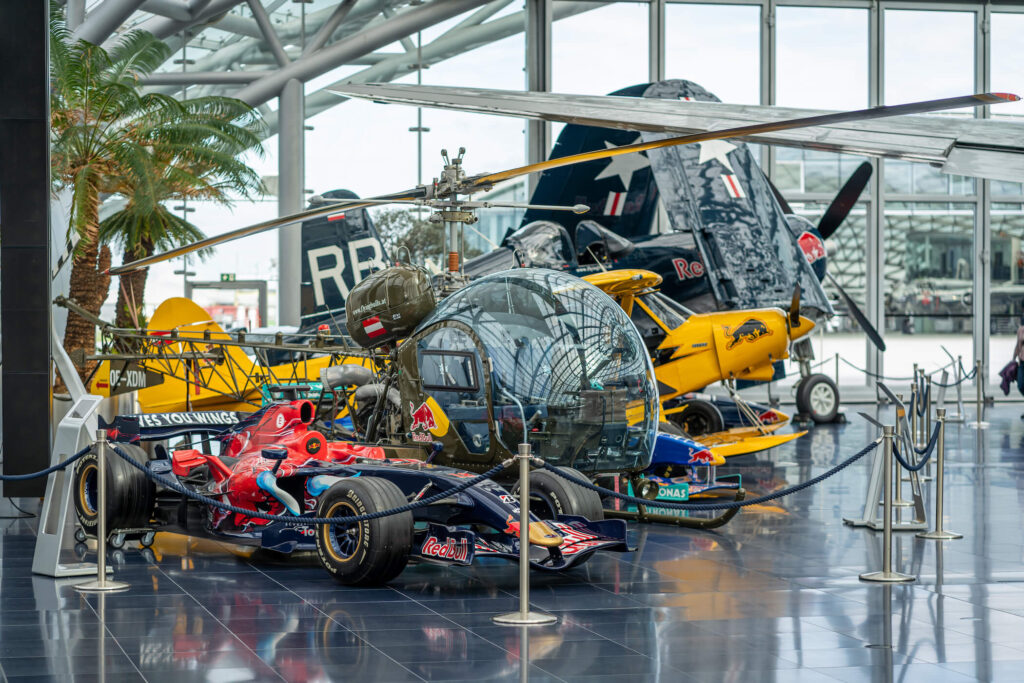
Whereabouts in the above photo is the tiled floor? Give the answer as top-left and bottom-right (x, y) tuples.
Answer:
(2, 403), (1024, 682)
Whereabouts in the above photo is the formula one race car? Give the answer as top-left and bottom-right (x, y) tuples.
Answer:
(72, 400), (630, 585)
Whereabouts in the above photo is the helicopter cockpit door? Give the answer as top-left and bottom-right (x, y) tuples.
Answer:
(401, 323), (495, 462)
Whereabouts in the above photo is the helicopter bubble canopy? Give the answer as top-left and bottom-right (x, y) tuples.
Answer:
(413, 268), (658, 473)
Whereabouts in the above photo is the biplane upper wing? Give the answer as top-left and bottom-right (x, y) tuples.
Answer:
(332, 83), (1024, 183)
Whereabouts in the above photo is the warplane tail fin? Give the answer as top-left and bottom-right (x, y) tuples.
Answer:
(299, 190), (389, 332)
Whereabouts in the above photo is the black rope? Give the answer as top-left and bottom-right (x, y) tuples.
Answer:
(892, 424), (940, 471)
(110, 445), (511, 526)
(934, 364), (977, 387)
(535, 439), (880, 511)
(840, 357), (953, 383)
(0, 446), (92, 481)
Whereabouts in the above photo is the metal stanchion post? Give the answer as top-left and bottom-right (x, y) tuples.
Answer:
(970, 359), (989, 430)
(910, 382), (919, 452)
(494, 442), (557, 626)
(918, 409), (963, 541)
(892, 397), (911, 508)
(924, 375), (934, 480)
(75, 431), (130, 593)
(861, 426), (915, 583)
(835, 352), (839, 386)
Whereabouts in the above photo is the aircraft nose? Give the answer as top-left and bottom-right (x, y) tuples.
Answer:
(789, 315), (816, 340)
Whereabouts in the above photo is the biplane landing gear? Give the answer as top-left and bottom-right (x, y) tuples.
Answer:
(790, 337), (843, 424)
(795, 374), (839, 424)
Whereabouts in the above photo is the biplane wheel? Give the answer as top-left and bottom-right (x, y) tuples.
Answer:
(669, 399), (724, 436)
(515, 467), (604, 522)
(315, 477), (413, 586)
(796, 374), (839, 424)
(72, 443), (155, 535)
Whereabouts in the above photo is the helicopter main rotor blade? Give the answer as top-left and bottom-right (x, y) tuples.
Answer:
(818, 161), (873, 239)
(466, 92), (1018, 188)
(108, 187), (427, 275)
(825, 272), (887, 352)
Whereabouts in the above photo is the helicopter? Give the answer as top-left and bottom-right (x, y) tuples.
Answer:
(106, 89), (1017, 505)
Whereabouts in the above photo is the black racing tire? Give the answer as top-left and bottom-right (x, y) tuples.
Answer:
(72, 443), (155, 535)
(514, 467), (604, 522)
(315, 477), (413, 586)
(796, 374), (840, 424)
(669, 399), (724, 436)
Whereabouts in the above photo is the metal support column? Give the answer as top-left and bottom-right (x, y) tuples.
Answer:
(972, 4), (992, 393)
(865, 0), (885, 388)
(277, 78), (305, 327)
(649, 0), (665, 83)
(66, 0), (86, 30)
(759, 0), (776, 171)
(0, 1), (52, 496)
(525, 0), (552, 195)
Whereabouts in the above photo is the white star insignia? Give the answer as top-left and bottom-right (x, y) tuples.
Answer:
(696, 139), (737, 173)
(594, 138), (650, 190)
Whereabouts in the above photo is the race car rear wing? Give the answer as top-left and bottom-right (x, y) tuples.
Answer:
(100, 410), (244, 443)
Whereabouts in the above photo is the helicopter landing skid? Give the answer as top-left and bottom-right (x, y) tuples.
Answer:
(603, 488), (745, 529)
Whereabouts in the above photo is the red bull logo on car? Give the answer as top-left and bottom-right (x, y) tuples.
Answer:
(689, 449), (714, 465)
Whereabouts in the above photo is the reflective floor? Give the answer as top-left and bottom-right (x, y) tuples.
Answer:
(2, 404), (1023, 682)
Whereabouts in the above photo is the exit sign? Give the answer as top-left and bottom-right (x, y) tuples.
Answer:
(220, 273), (236, 282)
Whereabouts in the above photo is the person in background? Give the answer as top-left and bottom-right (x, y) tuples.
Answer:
(1016, 313), (1024, 417)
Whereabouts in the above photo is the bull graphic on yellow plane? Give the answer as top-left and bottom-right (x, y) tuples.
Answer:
(582, 269), (814, 457)
(724, 319), (773, 351)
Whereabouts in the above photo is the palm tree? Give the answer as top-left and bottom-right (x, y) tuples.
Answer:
(49, 11), (264, 378)
(100, 96), (265, 328)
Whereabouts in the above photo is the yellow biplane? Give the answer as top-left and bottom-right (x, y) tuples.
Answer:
(583, 269), (814, 457)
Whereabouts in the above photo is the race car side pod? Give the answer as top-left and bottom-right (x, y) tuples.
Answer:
(531, 437), (881, 523)
(108, 445), (515, 526)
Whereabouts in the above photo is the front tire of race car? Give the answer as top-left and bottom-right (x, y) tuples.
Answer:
(315, 477), (413, 586)
(72, 443), (155, 536)
(515, 467), (604, 522)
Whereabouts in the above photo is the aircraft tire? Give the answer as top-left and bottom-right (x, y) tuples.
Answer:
(669, 399), (724, 436)
(72, 443), (155, 535)
(516, 467), (605, 522)
(796, 374), (839, 423)
(315, 477), (412, 586)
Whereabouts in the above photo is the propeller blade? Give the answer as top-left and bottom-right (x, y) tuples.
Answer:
(817, 161), (873, 239)
(825, 272), (886, 352)
(467, 92), (1019, 188)
(789, 285), (801, 328)
(109, 187), (427, 275)
(766, 175), (794, 214)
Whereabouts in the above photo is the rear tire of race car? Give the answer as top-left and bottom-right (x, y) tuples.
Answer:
(315, 477), (413, 586)
(796, 374), (839, 424)
(515, 467), (604, 522)
(668, 399), (724, 436)
(72, 443), (155, 535)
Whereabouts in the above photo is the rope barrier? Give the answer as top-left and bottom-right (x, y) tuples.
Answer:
(110, 445), (512, 526)
(0, 446), (92, 481)
(839, 357), (954, 383)
(534, 439), (880, 511)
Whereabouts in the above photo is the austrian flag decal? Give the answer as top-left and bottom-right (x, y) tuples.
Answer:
(362, 316), (386, 339)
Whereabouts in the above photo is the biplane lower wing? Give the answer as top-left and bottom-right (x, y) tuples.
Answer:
(700, 427), (805, 458)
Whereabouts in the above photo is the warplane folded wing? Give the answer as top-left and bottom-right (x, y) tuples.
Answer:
(332, 83), (1024, 183)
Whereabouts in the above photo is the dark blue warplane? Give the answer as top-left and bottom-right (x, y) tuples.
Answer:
(464, 80), (879, 350)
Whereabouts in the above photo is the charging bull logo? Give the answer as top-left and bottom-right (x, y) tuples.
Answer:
(689, 449), (714, 465)
(409, 401), (437, 432)
(725, 319), (772, 350)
